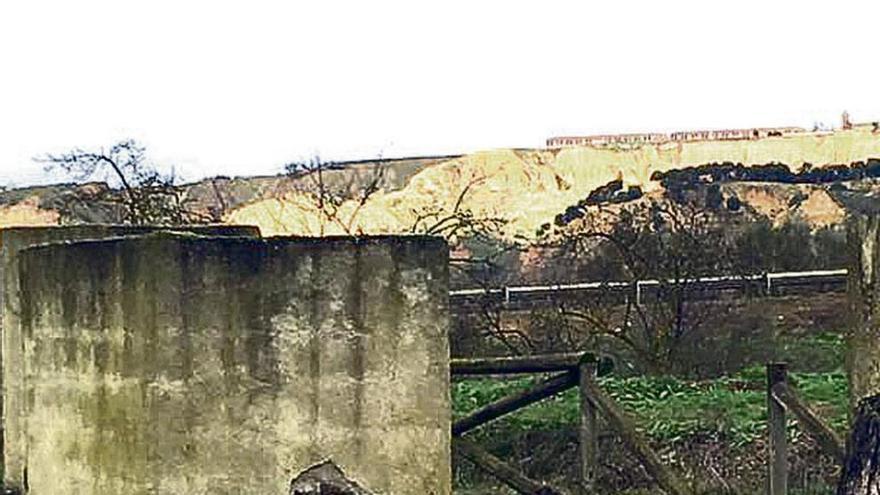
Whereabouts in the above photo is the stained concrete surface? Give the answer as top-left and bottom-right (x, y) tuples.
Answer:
(14, 234), (449, 494)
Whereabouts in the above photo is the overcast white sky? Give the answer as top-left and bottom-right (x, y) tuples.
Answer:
(2, 1), (879, 188)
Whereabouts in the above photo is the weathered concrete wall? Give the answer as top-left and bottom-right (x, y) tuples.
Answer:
(15, 234), (450, 495)
(0, 225), (260, 489)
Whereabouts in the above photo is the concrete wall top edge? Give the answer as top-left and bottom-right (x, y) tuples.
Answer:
(0, 224), (260, 235)
(17, 232), (449, 257)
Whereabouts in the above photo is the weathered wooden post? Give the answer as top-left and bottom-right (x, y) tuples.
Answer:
(836, 395), (880, 495)
(578, 354), (598, 494)
(767, 362), (788, 495)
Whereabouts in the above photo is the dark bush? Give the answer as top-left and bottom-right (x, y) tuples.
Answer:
(726, 195), (741, 212)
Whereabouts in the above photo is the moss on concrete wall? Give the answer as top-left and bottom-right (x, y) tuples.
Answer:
(14, 234), (449, 495)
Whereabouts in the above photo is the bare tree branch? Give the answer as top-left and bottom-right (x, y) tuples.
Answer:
(36, 139), (207, 225)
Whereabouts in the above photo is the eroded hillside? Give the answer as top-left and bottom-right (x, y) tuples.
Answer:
(3, 126), (880, 240)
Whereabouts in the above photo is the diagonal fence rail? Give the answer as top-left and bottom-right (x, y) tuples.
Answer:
(766, 362), (846, 495)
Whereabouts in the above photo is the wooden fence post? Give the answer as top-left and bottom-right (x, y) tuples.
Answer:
(578, 357), (598, 494)
(767, 362), (788, 495)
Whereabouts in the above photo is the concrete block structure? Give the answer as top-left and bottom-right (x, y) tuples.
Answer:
(11, 234), (450, 495)
(0, 225), (259, 491)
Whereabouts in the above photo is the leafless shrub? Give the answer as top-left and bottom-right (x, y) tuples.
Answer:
(280, 155), (387, 235)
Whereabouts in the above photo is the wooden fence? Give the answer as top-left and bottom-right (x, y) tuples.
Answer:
(450, 356), (846, 495)
(450, 352), (690, 495)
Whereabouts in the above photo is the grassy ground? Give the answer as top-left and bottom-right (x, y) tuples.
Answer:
(453, 366), (848, 446)
(452, 333), (848, 494)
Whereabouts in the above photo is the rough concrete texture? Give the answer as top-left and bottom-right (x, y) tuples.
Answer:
(15, 234), (450, 495)
(0, 225), (260, 489)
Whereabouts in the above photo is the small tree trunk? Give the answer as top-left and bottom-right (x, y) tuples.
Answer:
(847, 214), (880, 411)
(837, 395), (880, 495)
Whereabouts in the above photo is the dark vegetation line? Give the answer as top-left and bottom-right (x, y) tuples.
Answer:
(549, 158), (880, 229)
(552, 179), (643, 227)
(652, 158), (880, 187)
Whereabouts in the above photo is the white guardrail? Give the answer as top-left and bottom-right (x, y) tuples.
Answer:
(449, 268), (849, 304)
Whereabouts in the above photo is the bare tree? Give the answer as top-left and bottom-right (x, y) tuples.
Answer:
(408, 177), (537, 354)
(409, 177), (507, 245)
(279, 156), (526, 353)
(282, 155), (387, 235)
(37, 139), (207, 225)
(538, 198), (743, 374)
